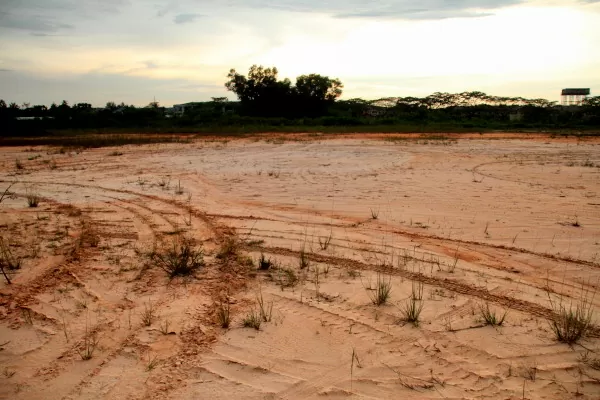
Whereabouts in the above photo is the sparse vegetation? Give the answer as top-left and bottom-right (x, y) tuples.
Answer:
(364, 272), (392, 306)
(76, 315), (99, 360)
(148, 236), (204, 278)
(174, 180), (184, 195)
(547, 287), (594, 344)
(258, 253), (272, 270)
(370, 208), (379, 220)
(256, 290), (273, 322)
(217, 300), (231, 328)
(400, 296), (424, 326)
(15, 159), (23, 170)
(299, 247), (310, 269)
(26, 192), (40, 207)
(141, 301), (155, 327)
(319, 232), (333, 250)
(216, 237), (238, 260)
(243, 309), (262, 330)
(478, 302), (508, 326)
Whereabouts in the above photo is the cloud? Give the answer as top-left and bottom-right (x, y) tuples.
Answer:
(214, 0), (524, 20)
(173, 13), (203, 24)
(0, 12), (74, 32)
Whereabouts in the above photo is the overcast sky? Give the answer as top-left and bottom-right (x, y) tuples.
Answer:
(1, 0), (599, 106)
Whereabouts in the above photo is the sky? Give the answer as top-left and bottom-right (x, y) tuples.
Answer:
(0, 0), (599, 107)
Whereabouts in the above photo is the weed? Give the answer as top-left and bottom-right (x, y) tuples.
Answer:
(299, 247), (310, 269)
(49, 159), (57, 170)
(15, 159), (23, 170)
(478, 302), (507, 326)
(3, 367), (15, 378)
(275, 267), (298, 289)
(243, 309), (262, 330)
(522, 360), (537, 381)
(547, 287), (594, 344)
(108, 151), (123, 156)
(0, 237), (22, 271)
(26, 192), (40, 208)
(148, 236), (204, 278)
(0, 182), (15, 204)
(256, 290), (273, 322)
(447, 247), (459, 273)
(364, 273), (392, 306)
(174, 180), (184, 195)
(216, 300), (231, 328)
(145, 354), (160, 371)
(141, 301), (155, 327)
(258, 253), (272, 270)
(370, 208), (380, 220)
(216, 237), (238, 260)
(571, 216), (581, 227)
(76, 314), (99, 360)
(579, 351), (600, 370)
(159, 318), (170, 335)
(319, 232), (333, 250)
(79, 220), (100, 248)
(411, 281), (424, 301)
(400, 297), (424, 326)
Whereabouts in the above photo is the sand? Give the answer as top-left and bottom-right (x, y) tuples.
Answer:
(1, 133), (599, 399)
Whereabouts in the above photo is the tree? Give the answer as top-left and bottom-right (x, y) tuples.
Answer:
(0, 100), (6, 109)
(225, 65), (292, 116)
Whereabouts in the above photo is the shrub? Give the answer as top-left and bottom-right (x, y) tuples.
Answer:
(478, 302), (507, 326)
(548, 293), (594, 344)
(149, 236), (204, 278)
(400, 297), (423, 326)
(365, 273), (392, 306)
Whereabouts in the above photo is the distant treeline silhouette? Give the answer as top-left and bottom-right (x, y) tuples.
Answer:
(1, 65), (599, 136)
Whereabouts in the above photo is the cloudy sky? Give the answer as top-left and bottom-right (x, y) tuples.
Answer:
(0, 0), (599, 106)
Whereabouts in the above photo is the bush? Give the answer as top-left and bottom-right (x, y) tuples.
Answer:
(149, 236), (204, 278)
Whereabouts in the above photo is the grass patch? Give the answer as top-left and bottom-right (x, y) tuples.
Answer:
(141, 301), (155, 327)
(243, 309), (262, 330)
(26, 192), (40, 208)
(478, 302), (507, 326)
(400, 296), (424, 326)
(258, 253), (272, 270)
(148, 236), (204, 278)
(216, 237), (238, 260)
(364, 273), (392, 306)
(216, 300), (231, 328)
(547, 288), (595, 344)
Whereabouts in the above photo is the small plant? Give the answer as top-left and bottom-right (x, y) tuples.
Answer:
(216, 237), (237, 260)
(159, 318), (170, 335)
(299, 247), (310, 269)
(145, 354), (160, 371)
(275, 267), (298, 289)
(579, 351), (600, 370)
(370, 208), (379, 220)
(216, 300), (231, 328)
(411, 281), (423, 301)
(547, 289), (594, 344)
(3, 367), (16, 378)
(26, 192), (40, 208)
(49, 159), (57, 170)
(257, 290), (273, 322)
(243, 309), (262, 330)
(478, 302), (507, 326)
(15, 159), (23, 170)
(158, 177), (170, 189)
(149, 236), (204, 278)
(174, 180), (184, 195)
(108, 151), (123, 156)
(400, 297), (424, 326)
(571, 216), (581, 227)
(447, 247), (459, 273)
(258, 253), (272, 270)
(76, 315), (99, 360)
(364, 273), (392, 306)
(141, 301), (155, 327)
(319, 232), (333, 250)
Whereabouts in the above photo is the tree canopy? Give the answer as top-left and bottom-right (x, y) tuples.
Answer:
(225, 65), (343, 116)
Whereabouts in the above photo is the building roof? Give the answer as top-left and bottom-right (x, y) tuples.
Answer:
(561, 88), (590, 96)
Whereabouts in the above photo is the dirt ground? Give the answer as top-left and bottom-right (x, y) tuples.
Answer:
(1, 133), (600, 399)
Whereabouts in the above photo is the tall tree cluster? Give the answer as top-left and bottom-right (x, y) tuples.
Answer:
(225, 65), (343, 117)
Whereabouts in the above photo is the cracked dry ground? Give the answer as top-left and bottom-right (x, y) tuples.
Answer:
(1, 133), (600, 399)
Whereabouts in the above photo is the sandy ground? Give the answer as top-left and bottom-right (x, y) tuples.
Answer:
(1, 133), (600, 399)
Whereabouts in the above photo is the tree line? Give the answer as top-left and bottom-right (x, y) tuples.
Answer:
(1, 65), (599, 136)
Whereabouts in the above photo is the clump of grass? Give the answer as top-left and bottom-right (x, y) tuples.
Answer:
(274, 267), (298, 289)
(79, 220), (100, 248)
(0, 237), (22, 271)
(400, 297), (424, 326)
(243, 309), (261, 330)
(579, 351), (600, 370)
(411, 281), (423, 301)
(216, 237), (238, 260)
(159, 318), (170, 335)
(26, 192), (40, 208)
(148, 236), (204, 278)
(108, 151), (123, 156)
(15, 159), (24, 170)
(257, 290), (273, 322)
(547, 288), (594, 344)
(370, 208), (379, 220)
(258, 253), (272, 270)
(174, 180), (184, 195)
(216, 300), (231, 328)
(299, 247), (310, 269)
(319, 232), (333, 250)
(364, 273), (392, 306)
(141, 301), (155, 327)
(76, 315), (99, 360)
(478, 302), (507, 326)
(145, 354), (160, 371)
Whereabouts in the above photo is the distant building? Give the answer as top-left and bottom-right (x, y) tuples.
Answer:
(561, 88), (590, 106)
(172, 102), (203, 116)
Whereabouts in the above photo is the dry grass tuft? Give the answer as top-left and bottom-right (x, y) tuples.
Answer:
(148, 236), (204, 278)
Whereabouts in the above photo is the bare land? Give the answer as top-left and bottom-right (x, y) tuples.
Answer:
(1, 133), (600, 399)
